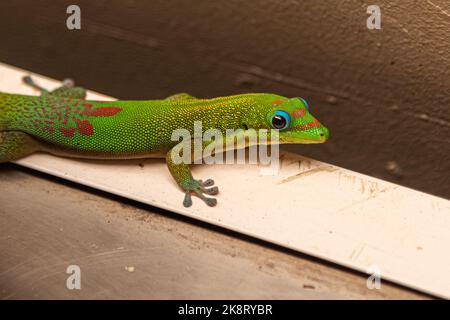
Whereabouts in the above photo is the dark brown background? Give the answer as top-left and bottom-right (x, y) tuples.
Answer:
(1, 0), (449, 198)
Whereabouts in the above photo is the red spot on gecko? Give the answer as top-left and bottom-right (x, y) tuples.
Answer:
(311, 119), (321, 128)
(39, 103), (122, 139)
(272, 99), (284, 105)
(60, 127), (75, 137)
(292, 119), (321, 130)
(75, 118), (94, 136)
(292, 109), (306, 118)
(63, 111), (69, 125)
(82, 106), (122, 116)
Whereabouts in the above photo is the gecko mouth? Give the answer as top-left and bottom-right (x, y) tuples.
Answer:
(280, 137), (327, 144)
(278, 131), (329, 144)
(286, 124), (329, 143)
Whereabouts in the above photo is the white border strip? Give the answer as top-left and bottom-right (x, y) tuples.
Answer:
(2, 62), (449, 297)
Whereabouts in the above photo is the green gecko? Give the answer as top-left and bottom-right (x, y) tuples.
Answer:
(0, 76), (329, 207)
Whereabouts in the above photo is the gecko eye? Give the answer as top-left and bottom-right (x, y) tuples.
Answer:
(271, 110), (290, 130)
(297, 97), (309, 110)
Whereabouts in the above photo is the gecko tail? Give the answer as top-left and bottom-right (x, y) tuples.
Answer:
(0, 116), (11, 131)
(0, 92), (13, 131)
(0, 93), (41, 162)
(0, 119), (9, 131)
(0, 131), (41, 163)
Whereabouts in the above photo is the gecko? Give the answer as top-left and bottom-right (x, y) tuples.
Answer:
(0, 76), (329, 207)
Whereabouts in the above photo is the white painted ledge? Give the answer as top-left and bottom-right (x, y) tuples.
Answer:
(1, 62), (449, 298)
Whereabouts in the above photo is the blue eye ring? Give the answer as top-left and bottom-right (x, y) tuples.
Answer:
(298, 97), (309, 110)
(271, 110), (291, 130)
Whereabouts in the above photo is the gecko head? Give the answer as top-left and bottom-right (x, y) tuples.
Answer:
(242, 95), (329, 144)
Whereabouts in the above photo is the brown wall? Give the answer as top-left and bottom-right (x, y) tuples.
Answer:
(1, 0), (449, 198)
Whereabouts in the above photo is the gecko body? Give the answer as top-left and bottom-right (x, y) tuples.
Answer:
(0, 77), (329, 206)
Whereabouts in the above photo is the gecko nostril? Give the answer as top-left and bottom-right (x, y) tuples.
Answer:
(319, 127), (330, 140)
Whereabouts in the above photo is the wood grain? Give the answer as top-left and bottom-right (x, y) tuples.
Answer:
(0, 166), (429, 299)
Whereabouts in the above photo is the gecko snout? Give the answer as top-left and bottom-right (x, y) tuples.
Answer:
(318, 126), (330, 141)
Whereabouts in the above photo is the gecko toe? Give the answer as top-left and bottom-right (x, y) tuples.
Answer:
(183, 192), (193, 207)
(182, 178), (218, 207)
(202, 186), (219, 195)
(193, 188), (218, 207)
(204, 197), (217, 207)
(62, 78), (75, 88)
(22, 75), (32, 84)
(201, 179), (215, 187)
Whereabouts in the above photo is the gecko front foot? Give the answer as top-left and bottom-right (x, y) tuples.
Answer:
(61, 78), (75, 88)
(183, 179), (219, 208)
